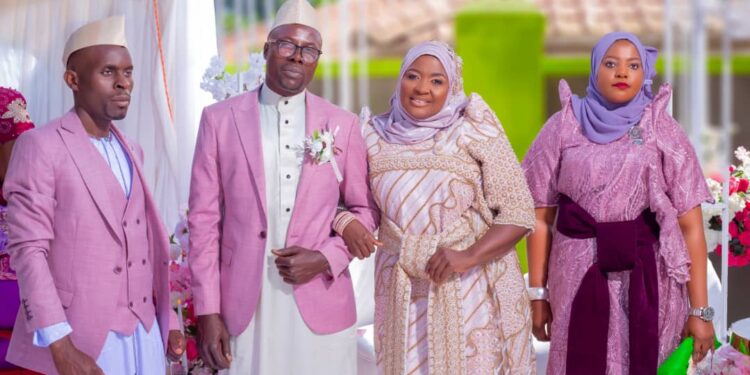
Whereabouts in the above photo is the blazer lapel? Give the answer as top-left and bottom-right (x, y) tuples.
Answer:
(58, 111), (125, 246)
(286, 93), (328, 240)
(231, 90), (267, 220)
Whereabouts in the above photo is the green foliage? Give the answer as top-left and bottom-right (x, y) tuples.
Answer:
(455, 3), (546, 272)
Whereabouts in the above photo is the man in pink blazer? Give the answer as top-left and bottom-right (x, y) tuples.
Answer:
(188, 0), (378, 373)
(4, 16), (183, 375)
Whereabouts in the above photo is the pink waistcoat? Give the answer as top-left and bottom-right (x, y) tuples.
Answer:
(109, 156), (156, 335)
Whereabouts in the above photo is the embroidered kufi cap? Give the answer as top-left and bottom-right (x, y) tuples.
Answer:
(62, 16), (128, 66)
(271, 0), (319, 33)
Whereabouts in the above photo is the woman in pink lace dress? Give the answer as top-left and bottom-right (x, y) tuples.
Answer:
(523, 33), (715, 374)
(336, 41), (537, 374)
(0, 87), (35, 371)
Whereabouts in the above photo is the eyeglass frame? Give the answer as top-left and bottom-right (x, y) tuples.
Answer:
(267, 39), (323, 64)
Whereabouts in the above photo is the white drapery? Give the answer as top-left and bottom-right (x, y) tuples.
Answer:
(0, 0), (217, 228)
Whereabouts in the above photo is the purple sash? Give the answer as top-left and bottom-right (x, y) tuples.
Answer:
(557, 194), (660, 374)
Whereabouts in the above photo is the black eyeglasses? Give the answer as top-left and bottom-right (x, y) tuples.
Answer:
(268, 39), (322, 64)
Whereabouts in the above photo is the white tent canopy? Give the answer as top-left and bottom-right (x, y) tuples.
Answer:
(0, 0), (218, 228)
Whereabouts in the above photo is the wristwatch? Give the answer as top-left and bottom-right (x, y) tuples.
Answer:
(688, 306), (715, 322)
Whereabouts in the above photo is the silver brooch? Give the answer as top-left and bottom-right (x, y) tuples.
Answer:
(628, 125), (643, 145)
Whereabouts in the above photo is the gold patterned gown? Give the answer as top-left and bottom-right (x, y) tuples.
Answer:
(367, 94), (537, 375)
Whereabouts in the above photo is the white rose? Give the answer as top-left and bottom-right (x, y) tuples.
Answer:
(728, 194), (747, 217)
(706, 178), (723, 202)
(321, 146), (333, 162)
(735, 146), (750, 168)
(311, 139), (324, 154)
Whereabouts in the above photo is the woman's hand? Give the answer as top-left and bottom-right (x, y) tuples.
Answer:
(341, 219), (383, 259)
(685, 316), (715, 363)
(531, 300), (553, 342)
(425, 247), (475, 284)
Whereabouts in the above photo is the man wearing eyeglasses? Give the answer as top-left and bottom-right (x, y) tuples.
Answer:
(187, 0), (378, 374)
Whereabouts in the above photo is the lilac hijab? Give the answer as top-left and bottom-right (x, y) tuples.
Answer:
(572, 32), (658, 144)
(372, 41), (469, 145)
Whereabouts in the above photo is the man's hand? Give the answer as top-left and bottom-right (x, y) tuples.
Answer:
(341, 219), (383, 259)
(197, 314), (232, 370)
(272, 246), (330, 284)
(49, 335), (104, 375)
(167, 329), (185, 362)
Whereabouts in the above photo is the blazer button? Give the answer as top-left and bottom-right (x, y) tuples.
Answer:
(143, 296), (148, 303)
(129, 301), (134, 308)
(142, 258), (147, 265)
(127, 261), (133, 268)
(123, 220), (127, 227)
(136, 219), (141, 225)
(259, 230), (267, 239)
(113, 266), (123, 274)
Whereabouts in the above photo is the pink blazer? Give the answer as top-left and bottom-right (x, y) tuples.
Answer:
(188, 89), (379, 335)
(3, 111), (177, 374)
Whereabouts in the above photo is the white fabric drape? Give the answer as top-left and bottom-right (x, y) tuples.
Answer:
(0, 0), (217, 228)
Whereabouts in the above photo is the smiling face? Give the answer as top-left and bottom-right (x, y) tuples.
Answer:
(263, 24), (322, 97)
(595, 39), (645, 105)
(399, 55), (450, 120)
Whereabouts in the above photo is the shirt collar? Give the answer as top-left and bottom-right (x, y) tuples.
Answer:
(259, 83), (306, 110)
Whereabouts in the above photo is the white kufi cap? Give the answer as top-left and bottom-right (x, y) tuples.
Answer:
(63, 16), (128, 66)
(271, 0), (319, 33)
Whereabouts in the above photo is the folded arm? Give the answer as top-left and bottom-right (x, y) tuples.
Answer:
(318, 116), (379, 278)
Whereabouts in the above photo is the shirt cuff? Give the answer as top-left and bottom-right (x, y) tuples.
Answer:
(33, 321), (72, 347)
(333, 211), (357, 236)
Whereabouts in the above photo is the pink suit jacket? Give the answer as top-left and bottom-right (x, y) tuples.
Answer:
(3, 111), (177, 374)
(188, 89), (379, 335)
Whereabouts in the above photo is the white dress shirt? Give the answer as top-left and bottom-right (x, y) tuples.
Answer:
(220, 85), (356, 375)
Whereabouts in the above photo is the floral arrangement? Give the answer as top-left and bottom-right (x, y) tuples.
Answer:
(200, 53), (265, 101)
(168, 212), (215, 375)
(304, 127), (342, 182)
(691, 344), (750, 374)
(704, 146), (750, 267)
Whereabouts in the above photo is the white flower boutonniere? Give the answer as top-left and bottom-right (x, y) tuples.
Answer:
(305, 126), (342, 182)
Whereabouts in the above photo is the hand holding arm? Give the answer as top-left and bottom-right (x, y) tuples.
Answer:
(337, 216), (383, 259)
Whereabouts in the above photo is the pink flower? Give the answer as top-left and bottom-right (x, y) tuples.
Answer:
(739, 178), (750, 193)
(186, 337), (199, 361)
(730, 221), (740, 238)
(736, 251), (750, 267)
(740, 232), (750, 247)
(717, 245), (750, 267)
(730, 177), (739, 195)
